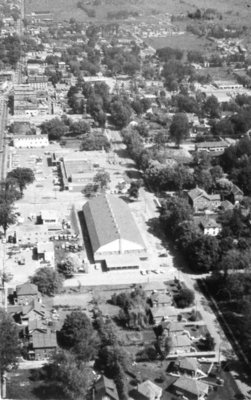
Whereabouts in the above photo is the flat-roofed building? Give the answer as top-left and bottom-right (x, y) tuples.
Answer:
(36, 241), (55, 265)
(83, 194), (146, 265)
(13, 134), (49, 148)
(60, 155), (94, 192)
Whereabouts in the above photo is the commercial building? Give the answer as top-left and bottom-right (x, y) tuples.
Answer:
(83, 194), (146, 268)
(12, 134), (49, 148)
(60, 154), (94, 192)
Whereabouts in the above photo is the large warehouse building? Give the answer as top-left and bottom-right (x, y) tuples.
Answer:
(82, 194), (146, 269)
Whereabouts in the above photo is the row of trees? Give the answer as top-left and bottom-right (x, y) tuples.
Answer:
(0, 168), (35, 236)
(67, 81), (134, 130)
(159, 194), (251, 273)
(220, 137), (251, 196)
(42, 309), (130, 399)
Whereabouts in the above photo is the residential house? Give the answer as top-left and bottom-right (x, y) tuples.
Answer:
(229, 184), (244, 204)
(144, 281), (166, 294)
(219, 200), (234, 212)
(171, 357), (208, 379)
(148, 292), (171, 308)
(130, 380), (162, 400)
(151, 306), (178, 324)
(169, 376), (209, 400)
(29, 330), (57, 360)
(195, 140), (229, 154)
(20, 299), (51, 325)
(15, 282), (40, 305)
(168, 322), (185, 335)
(94, 375), (119, 400)
(198, 217), (222, 236)
(170, 334), (193, 355)
(187, 188), (221, 212)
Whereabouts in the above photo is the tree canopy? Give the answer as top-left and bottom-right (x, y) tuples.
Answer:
(7, 168), (35, 194)
(169, 113), (189, 147)
(59, 311), (99, 361)
(30, 267), (63, 296)
(0, 310), (20, 373)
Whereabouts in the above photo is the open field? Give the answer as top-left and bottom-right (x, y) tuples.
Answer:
(24, 0), (251, 23)
(146, 33), (214, 52)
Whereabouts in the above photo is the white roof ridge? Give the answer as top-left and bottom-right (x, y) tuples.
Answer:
(105, 194), (120, 237)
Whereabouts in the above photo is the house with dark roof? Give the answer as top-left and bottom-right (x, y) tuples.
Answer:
(170, 334), (193, 355)
(197, 217), (222, 236)
(195, 140), (229, 154)
(9, 299), (51, 326)
(187, 188), (221, 212)
(94, 375), (119, 400)
(169, 376), (209, 400)
(16, 282), (40, 305)
(29, 330), (57, 360)
(83, 195), (146, 264)
(171, 357), (208, 379)
(130, 380), (162, 400)
(228, 184), (244, 204)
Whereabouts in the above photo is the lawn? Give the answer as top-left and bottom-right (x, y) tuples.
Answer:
(146, 33), (214, 53)
(6, 369), (65, 400)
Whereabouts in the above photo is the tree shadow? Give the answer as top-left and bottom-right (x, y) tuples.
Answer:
(125, 169), (142, 179)
(77, 210), (94, 264)
(32, 383), (65, 400)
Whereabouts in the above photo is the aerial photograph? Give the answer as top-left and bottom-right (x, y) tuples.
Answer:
(1, 0), (251, 399)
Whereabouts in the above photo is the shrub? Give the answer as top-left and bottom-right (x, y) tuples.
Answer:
(174, 288), (195, 308)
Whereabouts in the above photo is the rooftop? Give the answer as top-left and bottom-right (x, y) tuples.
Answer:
(172, 376), (208, 396)
(95, 375), (119, 400)
(32, 331), (57, 349)
(16, 282), (38, 296)
(83, 194), (145, 254)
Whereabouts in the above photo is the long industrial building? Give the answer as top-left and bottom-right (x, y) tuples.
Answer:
(82, 194), (146, 270)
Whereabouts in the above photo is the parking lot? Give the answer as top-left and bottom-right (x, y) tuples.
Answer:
(2, 143), (177, 288)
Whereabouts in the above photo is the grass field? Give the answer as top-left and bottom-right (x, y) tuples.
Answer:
(7, 369), (64, 400)
(24, 0), (251, 23)
(146, 33), (214, 52)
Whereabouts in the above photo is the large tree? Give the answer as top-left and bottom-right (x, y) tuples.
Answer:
(7, 168), (35, 195)
(160, 196), (193, 236)
(59, 311), (99, 361)
(80, 132), (110, 151)
(93, 171), (110, 191)
(40, 118), (68, 140)
(30, 267), (63, 296)
(49, 351), (94, 400)
(169, 113), (189, 147)
(187, 235), (220, 272)
(0, 201), (16, 236)
(110, 100), (131, 129)
(0, 179), (21, 204)
(0, 310), (20, 377)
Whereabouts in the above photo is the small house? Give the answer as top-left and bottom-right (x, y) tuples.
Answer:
(170, 334), (192, 355)
(94, 375), (119, 400)
(16, 282), (40, 305)
(29, 330), (57, 360)
(130, 380), (162, 400)
(199, 217), (222, 236)
(170, 376), (209, 400)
